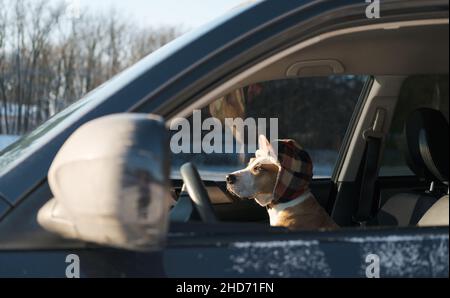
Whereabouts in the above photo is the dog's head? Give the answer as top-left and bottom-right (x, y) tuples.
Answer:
(226, 135), (280, 207)
(227, 135), (314, 207)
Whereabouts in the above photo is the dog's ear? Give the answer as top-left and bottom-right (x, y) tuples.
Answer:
(258, 135), (277, 160)
(258, 135), (270, 152)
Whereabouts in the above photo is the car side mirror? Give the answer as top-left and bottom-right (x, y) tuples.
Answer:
(37, 113), (171, 251)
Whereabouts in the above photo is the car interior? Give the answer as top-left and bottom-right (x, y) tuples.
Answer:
(168, 20), (449, 230)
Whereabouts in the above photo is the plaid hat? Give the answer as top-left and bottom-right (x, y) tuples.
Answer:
(272, 139), (313, 205)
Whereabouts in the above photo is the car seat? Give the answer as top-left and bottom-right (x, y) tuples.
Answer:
(377, 108), (449, 226)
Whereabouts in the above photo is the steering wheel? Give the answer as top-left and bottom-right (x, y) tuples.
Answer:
(180, 163), (218, 223)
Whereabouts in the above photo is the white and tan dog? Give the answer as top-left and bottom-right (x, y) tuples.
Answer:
(226, 135), (338, 231)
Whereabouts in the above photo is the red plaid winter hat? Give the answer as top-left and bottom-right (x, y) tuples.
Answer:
(272, 139), (313, 204)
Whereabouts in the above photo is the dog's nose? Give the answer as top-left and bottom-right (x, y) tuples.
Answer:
(226, 174), (236, 184)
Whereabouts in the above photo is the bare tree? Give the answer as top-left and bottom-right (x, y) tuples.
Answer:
(0, 0), (181, 136)
(0, 0), (9, 134)
(129, 26), (181, 63)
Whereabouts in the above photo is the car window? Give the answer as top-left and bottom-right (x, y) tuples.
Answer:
(380, 75), (449, 176)
(170, 75), (369, 181)
(0, 0), (181, 170)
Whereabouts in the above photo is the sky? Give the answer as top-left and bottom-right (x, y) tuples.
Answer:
(61, 0), (251, 30)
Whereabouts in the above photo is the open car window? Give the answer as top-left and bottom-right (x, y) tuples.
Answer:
(169, 75), (369, 182)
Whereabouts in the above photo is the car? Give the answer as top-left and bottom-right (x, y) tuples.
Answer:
(0, 0), (448, 278)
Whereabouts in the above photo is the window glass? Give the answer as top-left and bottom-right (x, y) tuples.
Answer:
(0, 0), (180, 150)
(170, 76), (368, 181)
(380, 75), (449, 176)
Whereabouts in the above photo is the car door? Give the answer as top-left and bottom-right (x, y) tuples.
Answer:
(162, 224), (449, 278)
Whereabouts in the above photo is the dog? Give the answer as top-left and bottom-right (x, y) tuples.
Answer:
(226, 135), (338, 231)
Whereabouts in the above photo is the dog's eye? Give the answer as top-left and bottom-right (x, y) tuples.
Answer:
(253, 165), (264, 173)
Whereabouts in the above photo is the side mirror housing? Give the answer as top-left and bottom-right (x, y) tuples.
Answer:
(38, 113), (171, 251)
